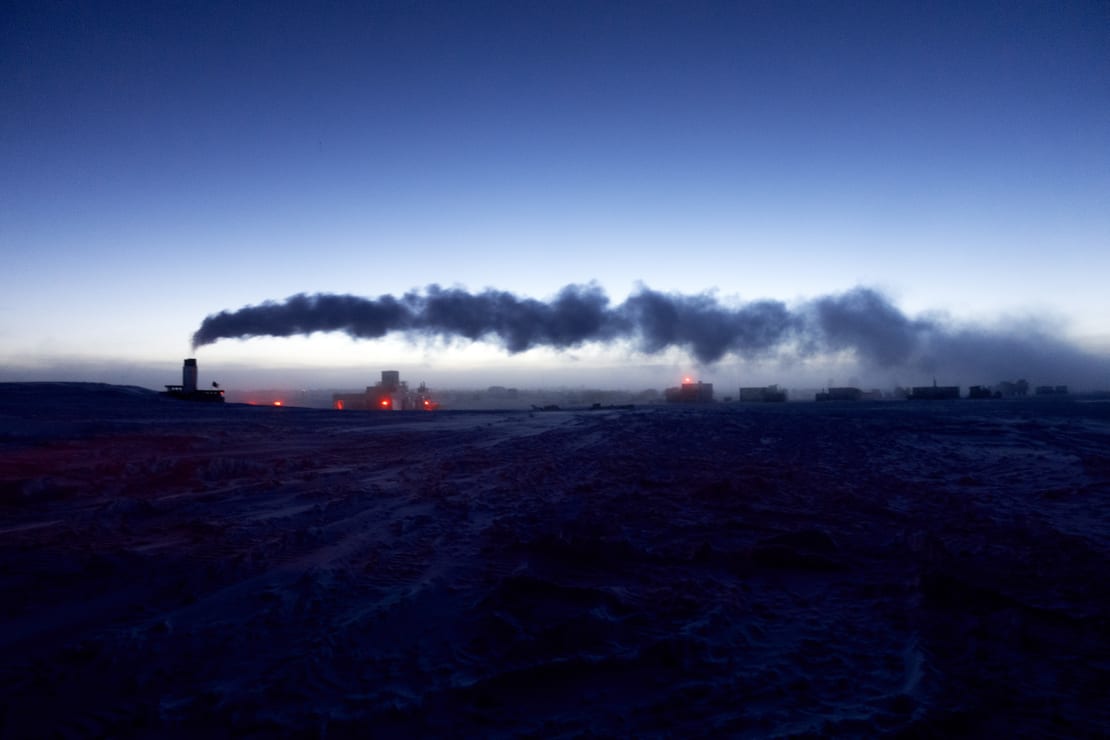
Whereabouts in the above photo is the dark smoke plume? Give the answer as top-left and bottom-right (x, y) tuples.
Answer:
(405, 284), (622, 353)
(191, 293), (413, 343)
(192, 284), (1109, 386)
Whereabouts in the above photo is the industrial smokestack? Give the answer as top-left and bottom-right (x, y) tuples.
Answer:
(183, 358), (198, 393)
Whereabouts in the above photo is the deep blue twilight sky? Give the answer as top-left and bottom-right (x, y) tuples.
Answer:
(3, 1), (1109, 390)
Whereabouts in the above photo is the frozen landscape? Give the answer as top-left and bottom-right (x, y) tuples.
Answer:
(1, 382), (1108, 737)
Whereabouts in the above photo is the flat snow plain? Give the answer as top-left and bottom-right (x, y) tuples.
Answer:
(1, 383), (1108, 737)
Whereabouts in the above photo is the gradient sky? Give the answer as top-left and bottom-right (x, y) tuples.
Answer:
(3, 1), (1109, 389)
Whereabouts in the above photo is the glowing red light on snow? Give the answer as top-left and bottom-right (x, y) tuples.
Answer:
(273, 400), (283, 407)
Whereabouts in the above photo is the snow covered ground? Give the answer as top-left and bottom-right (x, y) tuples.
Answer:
(1, 383), (1108, 736)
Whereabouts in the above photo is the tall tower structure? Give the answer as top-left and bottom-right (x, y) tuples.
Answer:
(183, 358), (198, 393)
(381, 370), (400, 393)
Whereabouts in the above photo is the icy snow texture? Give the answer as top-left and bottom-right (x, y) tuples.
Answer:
(1, 383), (1108, 736)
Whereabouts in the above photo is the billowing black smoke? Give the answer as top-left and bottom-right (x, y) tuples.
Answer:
(406, 284), (622, 353)
(620, 288), (798, 363)
(192, 283), (1109, 385)
(811, 287), (926, 367)
(190, 293), (413, 343)
(191, 283), (804, 364)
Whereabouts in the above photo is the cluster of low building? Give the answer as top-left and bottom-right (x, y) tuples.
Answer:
(815, 387), (883, 402)
(664, 379), (715, 403)
(332, 370), (436, 411)
(662, 376), (1072, 404)
(162, 360), (1074, 410)
(738, 385), (787, 403)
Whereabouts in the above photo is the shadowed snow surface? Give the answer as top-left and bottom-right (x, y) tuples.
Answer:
(1, 383), (1108, 736)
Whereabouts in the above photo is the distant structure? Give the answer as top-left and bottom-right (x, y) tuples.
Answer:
(380, 370), (400, 393)
(333, 370), (436, 411)
(815, 387), (863, 402)
(996, 379), (1030, 398)
(163, 358), (225, 402)
(739, 385), (787, 402)
(665, 378), (714, 403)
(910, 379), (960, 400)
(966, 382), (1065, 399)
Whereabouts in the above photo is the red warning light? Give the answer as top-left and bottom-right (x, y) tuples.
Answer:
(273, 400), (283, 407)
(336, 400), (344, 410)
(379, 398), (391, 409)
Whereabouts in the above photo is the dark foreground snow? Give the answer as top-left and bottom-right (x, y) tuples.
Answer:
(1, 383), (1108, 737)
